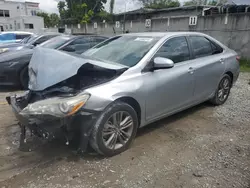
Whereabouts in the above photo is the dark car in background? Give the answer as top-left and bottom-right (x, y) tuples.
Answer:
(0, 35), (108, 89)
(0, 33), (59, 54)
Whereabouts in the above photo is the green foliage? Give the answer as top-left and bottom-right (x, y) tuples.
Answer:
(65, 0), (107, 14)
(37, 12), (50, 28)
(37, 12), (60, 28)
(58, 0), (107, 25)
(183, 0), (208, 6)
(208, 0), (217, 5)
(96, 10), (112, 21)
(240, 59), (250, 72)
(144, 0), (180, 9)
(50, 13), (60, 27)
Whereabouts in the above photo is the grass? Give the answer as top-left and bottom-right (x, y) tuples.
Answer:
(240, 59), (250, 72)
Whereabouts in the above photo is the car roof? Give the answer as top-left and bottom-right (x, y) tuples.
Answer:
(122, 32), (209, 38)
(0, 31), (33, 35)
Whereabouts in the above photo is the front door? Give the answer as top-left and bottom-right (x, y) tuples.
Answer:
(145, 36), (195, 122)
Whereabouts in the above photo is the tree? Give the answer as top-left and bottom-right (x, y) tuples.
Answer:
(183, 0), (208, 6)
(65, 0), (107, 14)
(50, 13), (60, 27)
(208, 0), (217, 5)
(37, 12), (51, 28)
(58, 1), (66, 13)
(58, 0), (107, 25)
(110, 0), (115, 14)
(139, 0), (180, 9)
(37, 12), (60, 28)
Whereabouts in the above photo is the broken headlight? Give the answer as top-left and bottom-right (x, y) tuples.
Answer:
(20, 94), (90, 118)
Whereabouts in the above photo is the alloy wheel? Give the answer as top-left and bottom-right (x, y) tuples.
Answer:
(217, 77), (230, 102)
(102, 111), (134, 150)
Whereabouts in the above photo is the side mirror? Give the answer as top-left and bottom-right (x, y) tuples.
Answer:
(154, 57), (174, 69)
(28, 44), (35, 49)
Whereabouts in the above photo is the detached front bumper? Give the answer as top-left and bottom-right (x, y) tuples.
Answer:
(6, 95), (100, 153)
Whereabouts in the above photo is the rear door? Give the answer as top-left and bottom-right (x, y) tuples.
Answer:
(188, 35), (225, 101)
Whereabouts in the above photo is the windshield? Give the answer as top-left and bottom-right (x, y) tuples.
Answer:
(21, 35), (38, 44)
(83, 35), (160, 67)
(40, 36), (71, 49)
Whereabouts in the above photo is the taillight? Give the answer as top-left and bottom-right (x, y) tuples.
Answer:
(236, 56), (241, 62)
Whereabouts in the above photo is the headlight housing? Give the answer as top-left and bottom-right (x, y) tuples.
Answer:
(20, 94), (90, 118)
(0, 48), (9, 54)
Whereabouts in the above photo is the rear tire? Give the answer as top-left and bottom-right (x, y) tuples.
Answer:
(90, 101), (138, 156)
(20, 66), (29, 90)
(210, 74), (232, 105)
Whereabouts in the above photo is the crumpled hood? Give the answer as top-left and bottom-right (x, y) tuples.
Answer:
(28, 47), (127, 91)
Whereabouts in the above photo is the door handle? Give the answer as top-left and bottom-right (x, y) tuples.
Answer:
(188, 67), (194, 74)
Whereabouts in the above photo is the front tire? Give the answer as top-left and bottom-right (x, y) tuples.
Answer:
(90, 101), (138, 156)
(210, 74), (232, 105)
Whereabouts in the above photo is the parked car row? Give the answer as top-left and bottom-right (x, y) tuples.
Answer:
(5, 32), (240, 156)
(0, 34), (108, 88)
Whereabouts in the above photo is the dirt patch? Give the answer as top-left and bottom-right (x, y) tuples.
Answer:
(0, 73), (249, 188)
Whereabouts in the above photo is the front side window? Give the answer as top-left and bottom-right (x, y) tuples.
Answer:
(189, 36), (213, 58)
(62, 37), (93, 54)
(154, 36), (190, 63)
(83, 35), (160, 67)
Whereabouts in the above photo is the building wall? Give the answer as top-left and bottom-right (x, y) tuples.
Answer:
(72, 13), (250, 58)
(0, 0), (42, 32)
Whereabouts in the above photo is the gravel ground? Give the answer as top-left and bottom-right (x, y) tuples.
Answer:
(0, 73), (249, 188)
(213, 73), (250, 125)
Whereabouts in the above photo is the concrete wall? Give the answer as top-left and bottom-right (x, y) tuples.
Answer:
(72, 13), (250, 58)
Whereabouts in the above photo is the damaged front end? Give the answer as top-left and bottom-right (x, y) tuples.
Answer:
(7, 47), (127, 153)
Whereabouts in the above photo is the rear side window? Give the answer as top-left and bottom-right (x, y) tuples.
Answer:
(155, 36), (190, 63)
(189, 36), (213, 58)
(211, 42), (223, 54)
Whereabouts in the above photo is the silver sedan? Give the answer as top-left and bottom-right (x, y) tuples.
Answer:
(9, 32), (240, 156)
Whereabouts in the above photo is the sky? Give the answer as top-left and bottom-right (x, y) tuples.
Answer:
(14, 0), (187, 14)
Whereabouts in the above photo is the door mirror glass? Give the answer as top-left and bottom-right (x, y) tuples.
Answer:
(154, 57), (174, 69)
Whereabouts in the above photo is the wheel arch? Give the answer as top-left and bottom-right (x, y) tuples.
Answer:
(115, 96), (141, 127)
(224, 71), (234, 85)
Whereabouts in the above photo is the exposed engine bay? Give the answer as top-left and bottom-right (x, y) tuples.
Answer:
(28, 63), (121, 104)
